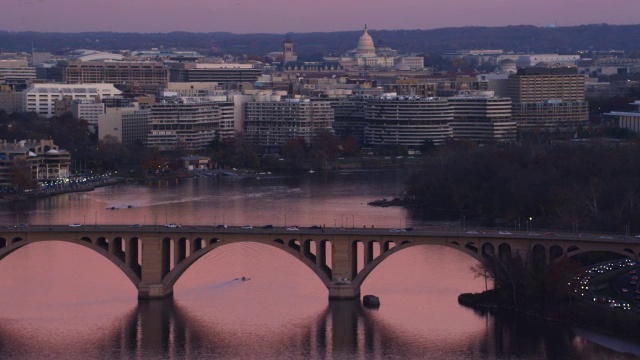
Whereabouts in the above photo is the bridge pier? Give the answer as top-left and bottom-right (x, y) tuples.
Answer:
(138, 284), (174, 300)
(328, 284), (361, 300)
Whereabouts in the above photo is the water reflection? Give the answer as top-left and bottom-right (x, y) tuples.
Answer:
(87, 299), (640, 360)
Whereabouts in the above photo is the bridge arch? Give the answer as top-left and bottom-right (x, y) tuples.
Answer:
(0, 238), (141, 288)
(352, 238), (485, 289)
(161, 237), (333, 291)
(565, 247), (637, 261)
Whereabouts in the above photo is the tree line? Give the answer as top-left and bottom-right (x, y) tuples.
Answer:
(407, 138), (640, 233)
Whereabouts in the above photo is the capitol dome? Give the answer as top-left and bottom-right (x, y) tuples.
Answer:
(498, 59), (517, 73)
(356, 25), (376, 57)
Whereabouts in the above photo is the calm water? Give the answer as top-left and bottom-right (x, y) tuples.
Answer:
(0, 170), (638, 359)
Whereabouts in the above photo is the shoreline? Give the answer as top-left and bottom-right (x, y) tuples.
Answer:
(458, 291), (640, 346)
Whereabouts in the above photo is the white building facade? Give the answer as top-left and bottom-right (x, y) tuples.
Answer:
(23, 83), (121, 118)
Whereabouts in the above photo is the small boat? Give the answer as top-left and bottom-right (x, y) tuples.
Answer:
(308, 170), (315, 173)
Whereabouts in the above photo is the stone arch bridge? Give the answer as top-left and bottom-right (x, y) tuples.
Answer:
(0, 226), (637, 300)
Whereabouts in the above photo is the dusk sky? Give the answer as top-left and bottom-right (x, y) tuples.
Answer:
(3, 0), (640, 33)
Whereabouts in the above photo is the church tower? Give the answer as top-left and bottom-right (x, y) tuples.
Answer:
(283, 34), (296, 63)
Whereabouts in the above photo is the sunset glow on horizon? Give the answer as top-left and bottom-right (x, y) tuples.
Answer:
(2, 0), (640, 33)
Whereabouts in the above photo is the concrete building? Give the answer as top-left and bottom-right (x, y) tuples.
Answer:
(51, 61), (168, 88)
(364, 95), (453, 147)
(72, 99), (105, 127)
(169, 63), (262, 85)
(23, 83), (121, 118)
(396, 56), (424, 70)
(163, 82), (223, 97)
(605, 101), (640, 133)
(243, 98), (334, 152)
(497, 54), (580, 68)
(0, 60), (36, 88)
(147, 98), (233, 151)
(507, 67), (588, 133)
(0, 85), (23, 114)
(448, 93), (516, 143)
(385, 79), (436, 97)
(98, 105), (151, 145)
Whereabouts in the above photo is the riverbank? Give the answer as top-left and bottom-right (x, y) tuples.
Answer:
(0, 177), (124, 202)
(459, 290), (640, 345)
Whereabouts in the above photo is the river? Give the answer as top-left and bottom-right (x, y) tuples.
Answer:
(0, 169), (638, 359)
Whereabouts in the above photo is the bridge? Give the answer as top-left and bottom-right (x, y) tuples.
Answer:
(1, 225), (638, 300)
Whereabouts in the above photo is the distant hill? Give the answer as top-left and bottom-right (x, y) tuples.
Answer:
(1, 24), (640, 56)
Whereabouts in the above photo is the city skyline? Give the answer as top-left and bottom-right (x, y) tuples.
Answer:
(2, 0), (640, 33)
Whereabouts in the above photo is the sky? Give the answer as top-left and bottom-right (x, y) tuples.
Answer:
(2, 0), (640, 34)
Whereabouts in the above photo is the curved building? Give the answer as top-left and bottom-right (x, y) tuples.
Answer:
(364, 96), (453, 147)
(448, 95), (516, 143)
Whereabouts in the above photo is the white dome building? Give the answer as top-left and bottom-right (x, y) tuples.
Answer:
(356, 25), (376, 58)
(353, 25), (394, 68)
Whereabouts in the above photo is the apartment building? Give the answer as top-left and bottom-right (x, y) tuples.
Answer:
(147, 98), (233, 151)
(243, 98), (334, 152)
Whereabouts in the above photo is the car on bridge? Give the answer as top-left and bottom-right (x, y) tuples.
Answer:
(262, 224), (273, 229)
(241, 225), (253, 229)
(216, 224), (227, 229)
(286, 226), (299, 231)
(165, 223), (181, 228)
(309, 225), (322, 230)
(498, 231), (512, 235)
(69, 224), (82, 228)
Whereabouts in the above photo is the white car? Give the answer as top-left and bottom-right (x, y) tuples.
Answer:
(389, 228), (405, 232)
(165, 223), (181, 228)
(241, 225), (253, 229)
(69, 224), (82, 228)
(286, 226), (299, 231)
(499, 231), (512, 235)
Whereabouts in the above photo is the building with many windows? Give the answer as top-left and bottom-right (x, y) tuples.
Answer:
(0, 60), (36, 88)
(72, 99), (105, 127)
(448, 93), (516, 143)
(23, 83), (121, 118)
(147, 98), (234, 151)
(169, 63), (262, 85)
(364, 95), (453, 147)
(243, 98), (334, 152)
(51, 61), (168, 89)
(98, 105), (151, 145)
(507, 67), (588, 133)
